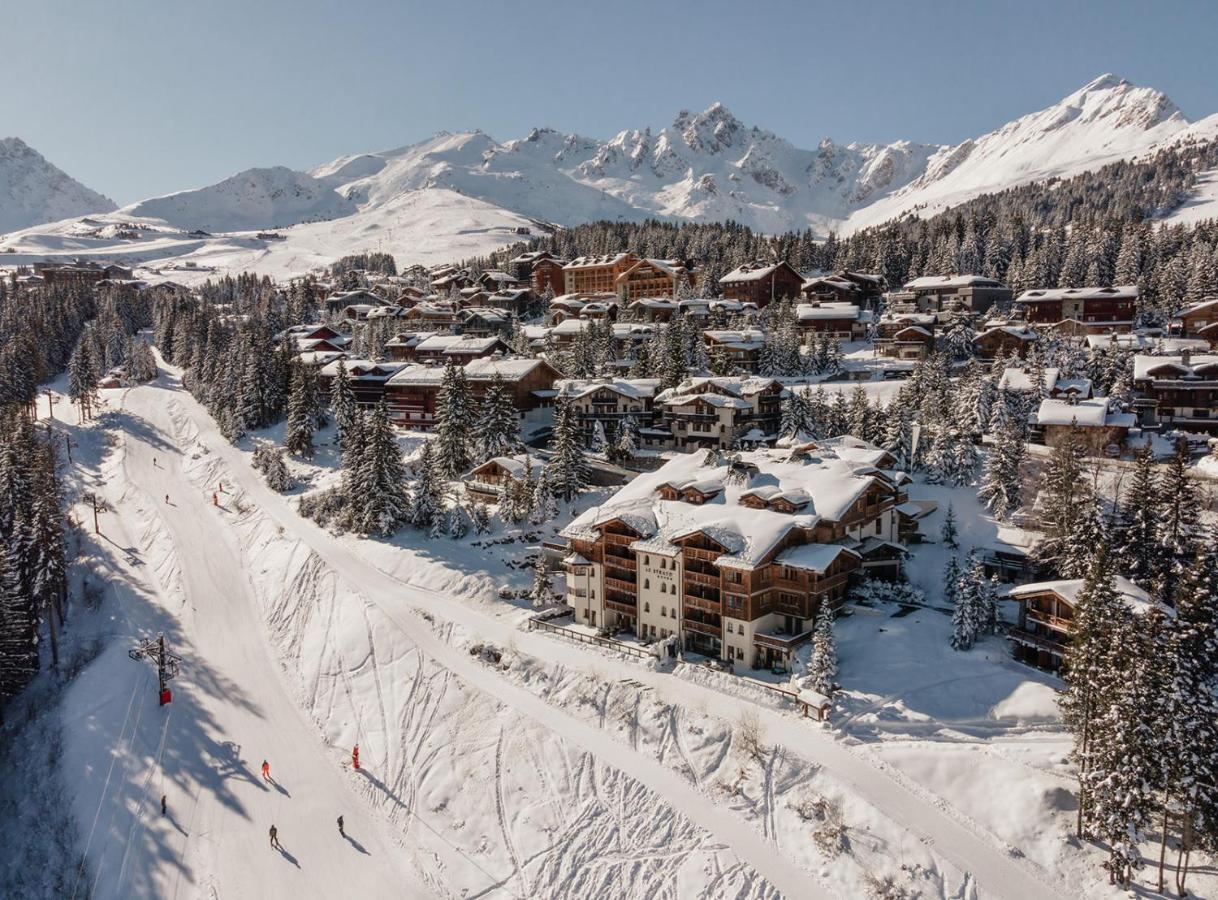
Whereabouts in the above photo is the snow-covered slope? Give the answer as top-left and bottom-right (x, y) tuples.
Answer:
(119, 166), (357, 232)
(3, 74), (1215, 280)
(0, 137), (115, 232)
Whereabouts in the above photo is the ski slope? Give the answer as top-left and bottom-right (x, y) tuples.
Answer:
(124, 357), (1068, 900)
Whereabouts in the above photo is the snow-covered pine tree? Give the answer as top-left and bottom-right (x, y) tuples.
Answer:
(950, 555), (979, 651)
(549, 399), (588, 502)
(284, 362), (316, 458)
(329, 359), (359, 449)
(433, 362), (475, 478)
(612, 414), (639, 464)
(1032, 426), (1087, 576)
(589, 419), (608, 455)
(469, 499), (491, 535)
(941, 503), (959, 549)
(529, 551), (553, 609)
(471, 373), (522, 464)
(408, 440), (445, 531)
(977, 414), (1025, 518)
(1115, 445), (1161, 588)
(1155, 436), (1199, 604)
(805, 606), (838, 696)
(351, 401), (410, 536)
(67, 338), (99, 422)
(0, 543), (37, 699)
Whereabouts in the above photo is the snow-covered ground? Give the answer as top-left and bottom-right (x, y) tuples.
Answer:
(16, 355), (1213, 899)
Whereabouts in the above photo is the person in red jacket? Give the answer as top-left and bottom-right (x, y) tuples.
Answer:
(352, 744), (360, 770)
(261, 759), (270, 781)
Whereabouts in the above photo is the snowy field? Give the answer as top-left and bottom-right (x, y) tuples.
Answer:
(6, 357), (1214, 900)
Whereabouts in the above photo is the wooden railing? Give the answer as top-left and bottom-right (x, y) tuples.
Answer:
(526, 617), (651, 660)
(684, 593), (721, 612)
(684, 618), (722, 638)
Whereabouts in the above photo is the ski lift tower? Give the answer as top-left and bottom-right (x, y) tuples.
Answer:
(129, 633), (182, 705)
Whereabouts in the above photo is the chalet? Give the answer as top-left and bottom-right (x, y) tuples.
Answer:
(1008, 576), (1165, 673)
(1014, 286), (1137, 333)
(972, 325), (1037, 361)
(275, 324), (351, 354)
(795, 302), (869, 340)
(874, 313), (936, 360)
(483, 288), (535, 317)
(456, 307), (511, 336)
(366, 306), (412, 322)
(559, 442), (906, 666)
(1032, 398), (1135, 454)
(615, 258), (695, 301)
(563, 253), (638, 294)
(410, 334), (511, 365)
(464, 454), (544, 503)
(557, 378), (661, 444)
(1131, 351), (1218, 433)
(384, 331), (429, 362)
(653, 376), (786, 450)
(702, 329), (767, 373)
(718, 261), (804, 306)
(323, 289), (389, 316)
(400, 302), (458, 330)
(530, 257), (567, 296)
(430, 266), (472, 293)
(476, 270), (521, 292)
(888, 275), (1011, 316)
(627, 298), (678, 323)
(801, 271), (886, 310)
(384, 357), (561, 429)
(316, 358), (408, 407)
(1176, 298), (1218, 348)
(997, 366), (1092, 400)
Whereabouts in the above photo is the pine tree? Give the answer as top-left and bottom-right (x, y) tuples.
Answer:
(67, 338), (99, 422)
(284, 362), (316, 457)
(612, 414), (639, 464)
(529, 552), (553, 609)
(805, 606), (838, 696)
(950, 557), (979, 651)
(408, 441), (445, 531)
(1115, 445), (1161, 588)
(472, 373), (522, 463)
(433, 363), (474, 478)
(351, 401), (410, 535)
(470, 499), (491, 535)
(977, 415), (1025, 518)
(941, 503), (959, 549)
(1032, 426), (1087, 576)
(329, 360), (359, 448)
(549, 399), (588, 501)
(1155, 436), (1199, 604)
(0, 543), (37, 699)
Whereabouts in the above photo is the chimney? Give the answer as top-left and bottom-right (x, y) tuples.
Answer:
(1182, 347), (1193, 367)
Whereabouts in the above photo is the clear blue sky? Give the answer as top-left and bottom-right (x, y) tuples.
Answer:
(2, 0), (1216, 205)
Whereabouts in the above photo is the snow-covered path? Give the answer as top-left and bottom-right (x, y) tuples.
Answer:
(139, 365), (1069, 900)
(67, 386), (431, 899)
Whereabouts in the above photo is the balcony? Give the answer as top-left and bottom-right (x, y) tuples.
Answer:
(684, 593), (721, 612)
(1025, 608), (1073, 633)
(605, 575), (637, 593)
(604, 550), (637, 569)
(1008, 627), (1067, 655)
(754, 628), (813, 651)
(606, 597), (638, 615)
(684, 618), (722, 638)
(685, 569), (719, 588)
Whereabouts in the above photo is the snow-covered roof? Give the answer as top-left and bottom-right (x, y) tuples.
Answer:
(564, 253), (632, 270)
(903, 274), (1003, 290)
(1035, 398), (1135, 428)
(414, 334), (504, 354)
(1014, 285), (1138, 304)
(719, 261), (794, 283)
(1085, 334), (1209, 352)
(466, 453), (543, 478)
(1133, 353), (1218, 381)
(557, 378), (661, 401)
(775, 543), (858, 573)
(562, 444), (889, 568)
(796, 302), (861, 321)
(976, 325), (1037, 343)
(1009, 576), (1164, 616)
(998, 367), (1060, 392)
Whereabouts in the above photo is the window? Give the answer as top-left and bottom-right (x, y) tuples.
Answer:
(645, 555), (650, 566)
(660, 583), (667, 594)
(876, 519), (882, 535)
(644, 602), (650, 613)
(726, 621), (734, 633)
(661, 606), (667, 617)
(644, 578), (650, 589)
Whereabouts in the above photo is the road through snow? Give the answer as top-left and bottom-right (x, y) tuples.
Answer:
(128, 362), (1068, 900)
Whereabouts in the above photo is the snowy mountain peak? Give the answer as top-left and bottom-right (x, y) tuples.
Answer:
(674, 103), (744, 154)
(0, 137), (116, 232)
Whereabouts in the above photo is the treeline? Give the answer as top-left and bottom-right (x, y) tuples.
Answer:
(0, 280), (156, 705)
(468, 137), (1218, 326)
(330, 252), (397, 277)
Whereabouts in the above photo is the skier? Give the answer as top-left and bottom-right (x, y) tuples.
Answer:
(261, 759), (270, 781)
(212, 492), (218, 507)
(164, 494), (169, 504)
(337, 815), (345, 837)
(219, 481), (224, 492)
(351, 744), (360, 770)
(269, 824), (280, 849)
(160, 794), (166, 816)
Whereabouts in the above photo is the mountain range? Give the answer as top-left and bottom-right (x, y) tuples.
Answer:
(3, 74), (1217, 279)
(0, 138), (116, 233)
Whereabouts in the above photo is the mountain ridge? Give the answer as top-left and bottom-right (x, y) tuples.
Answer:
(0, 137), (116, 233)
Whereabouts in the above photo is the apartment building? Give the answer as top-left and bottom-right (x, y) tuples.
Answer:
(555, 378), (662, 442)
(616, 258), (697, 301)
(888, 274), (1012, 316)
(1132, 351), (1218, 433)
(801, 271), (886, 310)
(653, 376), (786, 449)
(560, 441), (906, 668)
(1176, 298), (1218, 347)
(1014, 285), (1138, 333)
(718, 261), (804, 306)
(563, 253), (638, 294)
